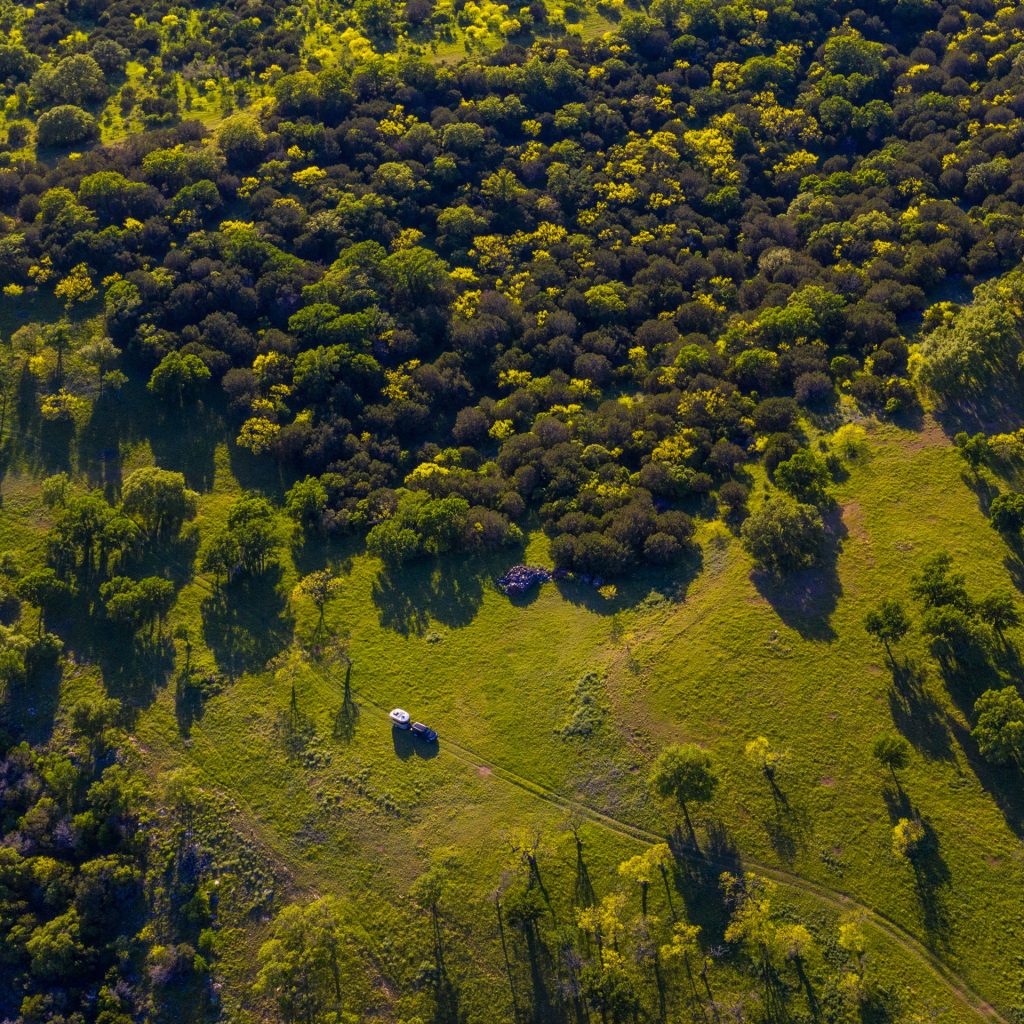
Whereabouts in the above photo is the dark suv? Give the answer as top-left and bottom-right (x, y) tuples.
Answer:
(410, 722), (438, 742)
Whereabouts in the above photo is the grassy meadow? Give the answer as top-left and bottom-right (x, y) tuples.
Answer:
(3, 377), (1024, 1021)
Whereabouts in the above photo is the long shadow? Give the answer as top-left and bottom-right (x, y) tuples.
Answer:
(880, 788), (951, 949)
(77, 386), (137, 500)
(572, 832), (596, 909)
(960, 469), (1000, 519)
(128, 530), (200, 589)
(668, 821), (742, 948)
(201, 566), (294, 677)
(521, 919), (561, 1024)
(930, 640), (1002, 719)
(175, 668), (224, 737)
(948, 718), (1024, 838)
(226, 432), (293, 503)
(96, 633), (176, 712)
(1003, 549), (1024, 596)
(290, 532), (359, 579)
(991, 634), (1024, 678)
(887, 658), (954, 762)
(0, 656), (62, 745)
(332, 663), (359, 742)
(909, 821), (952, 949)
(554, 545), (704, 615)
(762, 783), (811, 866)
(504, 893), (567, 1024)
(751, 508), (845, 641)
(372, 556), (492, 636)
(794, 960), (820, 1021)
(148, 401), (220, 492)
(931, 394), (1024, 440)
(37, 418), (75, 475)
(277, 702), (317, 759)
(430, 906), (467, 1024)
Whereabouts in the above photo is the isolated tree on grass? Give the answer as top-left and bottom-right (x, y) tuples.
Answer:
(744, 735), (786, 785)
(891, 817), (926, 860)
(864, 598), (910, 664)
(910, 551), (971, 611)
(294, 569), (343, 639)
(972, 687), (1024, 768)
(740, 493), (825, 575)
(649, 744), (718, 841)
(872, 733), (910, 785)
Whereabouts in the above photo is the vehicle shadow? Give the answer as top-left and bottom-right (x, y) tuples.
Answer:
(392, 725), (439, 760)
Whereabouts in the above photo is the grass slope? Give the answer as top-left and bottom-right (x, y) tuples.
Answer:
(3, 405), (1023, 1020)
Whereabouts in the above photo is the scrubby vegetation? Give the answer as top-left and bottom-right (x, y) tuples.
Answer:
(5, 0), (1024, 1019)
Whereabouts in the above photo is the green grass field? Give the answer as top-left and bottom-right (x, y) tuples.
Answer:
(4, 396), (1024, 1021)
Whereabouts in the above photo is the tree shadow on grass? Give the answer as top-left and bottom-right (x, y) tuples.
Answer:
(372, 550), (519, 636)
(881, 788), (952, 950)
(1003, 548), (1024, 596)
(948, 717), (1024, 839)
(95, 634), (176, 713)
(148, 402), (220, 493)
(332, 662), (359, 743)
(289, 531), (359, 580)
(668, 820), (742, 948)
(931, 395), (1024, 440)
(276, 703), (318, 760)
(0, 658), (62, 745)
(425, 904), (469, 1024)
(751, 507), (845, 641)
(201, 567), (294, 678)
(887, 657), (954, 762)
(761, 782), (812, 866)
(36, 418), (76, 475)
(77, 384), (146, 501)
(175, 668), (224, 738)
(122, 530), (201, 591)
(751, 562), (841, 642)
(554, 546), (704, 615)
(930, 643), (1002, 719)
(959, 469), (1000, 520)
(226, 435), (293, 503)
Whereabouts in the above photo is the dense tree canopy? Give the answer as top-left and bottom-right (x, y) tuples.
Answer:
(4, 0), (1024, 579)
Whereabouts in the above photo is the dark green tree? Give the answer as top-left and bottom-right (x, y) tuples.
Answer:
(872, 733), (910, 784)
(864, 599), (911, 663)
(972, 687), (1024, 768)
(649, 743), (718, 839)
(740, 493), (825, 575)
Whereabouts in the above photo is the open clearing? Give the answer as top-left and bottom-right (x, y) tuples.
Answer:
(4, 415), (1002, 1019)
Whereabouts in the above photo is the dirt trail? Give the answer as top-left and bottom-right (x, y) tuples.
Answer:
(352, 685), (1007, 1024)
